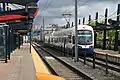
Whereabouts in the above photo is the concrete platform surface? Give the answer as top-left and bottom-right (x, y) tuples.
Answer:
(95, 48), (120, 57)
(0, 44), (36, 80)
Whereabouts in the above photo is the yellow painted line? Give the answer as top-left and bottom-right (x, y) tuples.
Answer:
(31, 45), (50, 74)
(31, 45), (65, 80)
(36, 72), (65, 80)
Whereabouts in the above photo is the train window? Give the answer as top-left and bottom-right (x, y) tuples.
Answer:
(78, 30), (92, 45)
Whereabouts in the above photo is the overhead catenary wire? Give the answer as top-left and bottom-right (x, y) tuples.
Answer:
(39, 0), (52, 17)
(68, 0), (89, 13)
(35, 0), (52, 25)
(39, 0), (50, 16)
(62, 0), (81, 14)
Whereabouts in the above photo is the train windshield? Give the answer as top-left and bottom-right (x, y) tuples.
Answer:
(78, 30), (92, 45)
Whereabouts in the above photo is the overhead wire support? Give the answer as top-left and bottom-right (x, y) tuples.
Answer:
(62, 13), (72, 27)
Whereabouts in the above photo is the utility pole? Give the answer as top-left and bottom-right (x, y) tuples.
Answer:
(43, 19), (45, 44)
(75, 0), (78, 61)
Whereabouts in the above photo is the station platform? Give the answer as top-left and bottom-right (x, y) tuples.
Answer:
(0, 43), (64, 80)
(94, 48), (120, 57)
(0, 43), (36, 80)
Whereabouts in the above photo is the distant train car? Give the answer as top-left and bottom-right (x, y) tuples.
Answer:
(45, 25), (94, 56)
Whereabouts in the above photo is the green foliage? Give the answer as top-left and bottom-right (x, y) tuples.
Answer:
(106, 30), (115, 40)
(97, 31), (103, 40)
(88, 20), (96, 26)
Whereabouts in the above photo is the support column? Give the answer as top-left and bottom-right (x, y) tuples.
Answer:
(30, 31), (31, 53)
(114, 4), (120, 51)
(18, 34), (20, 49)
(95, 12), (98, 48)
(102, 8), (108, 49)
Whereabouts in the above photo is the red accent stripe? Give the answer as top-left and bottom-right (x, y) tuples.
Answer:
(0, 9), (38, 21)
(34, 8), (38, 16)
(0, 14), (25, 21)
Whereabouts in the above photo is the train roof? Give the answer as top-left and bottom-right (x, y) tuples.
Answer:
(51, 25), (93, 36)
(55, 25), (93, 32)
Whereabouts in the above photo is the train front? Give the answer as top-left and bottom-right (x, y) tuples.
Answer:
(77, 30), (94, 56)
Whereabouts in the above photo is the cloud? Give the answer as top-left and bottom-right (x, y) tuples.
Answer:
(34, 0), (120, 27)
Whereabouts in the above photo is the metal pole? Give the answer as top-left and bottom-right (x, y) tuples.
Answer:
(79, 19), (81, 25)
(74, 0), (78, 61)
(3, 3), (5, 11)
(5, 26), (7, 63)
(43, 19), (45, 45)
(64, 41), (65, 56)
(93, 52), (95, 68)
(8, 28), (10, 60)
(114, 4), (120, 51)
(84, 50), (86, 65)
(25, 4), (28, 12)
(88, 15), (91, 25)
(83, 17), (85, 25)
(94, 12), (98, 48)
(6, 3), (9, 11)
(30, 31), (31, 53)
(106, 54), (108, 75)
(18, 34), (20, 49)
(103, 8), (108, 49)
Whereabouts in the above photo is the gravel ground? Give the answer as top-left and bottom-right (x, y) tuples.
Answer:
(36, 42), (120, 80)
(59, 57), (120, 80)
(44, 47), (120, 80)
(35, 47), (84, 80)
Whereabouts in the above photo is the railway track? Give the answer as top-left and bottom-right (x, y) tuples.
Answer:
(33, 44), (92, 80)
(36, 42), (120, 74)
(39, 43), (120, 73)
(34, 42), (120, 79)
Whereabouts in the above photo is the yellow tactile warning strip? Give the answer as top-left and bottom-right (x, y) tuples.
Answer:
(31, 45), (50, 74)
(31, 45), (65, 80)
(36, 72), (65, 80)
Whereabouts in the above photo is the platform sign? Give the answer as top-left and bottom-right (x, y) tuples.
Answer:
(27, 32), (30, 36)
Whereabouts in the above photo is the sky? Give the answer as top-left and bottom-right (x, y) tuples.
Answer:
(33, 0), (120, 28)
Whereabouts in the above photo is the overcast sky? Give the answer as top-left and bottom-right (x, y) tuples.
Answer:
(33, 0), (120, 28)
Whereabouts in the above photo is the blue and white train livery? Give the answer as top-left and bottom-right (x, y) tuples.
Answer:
(45, 25), (94, 56)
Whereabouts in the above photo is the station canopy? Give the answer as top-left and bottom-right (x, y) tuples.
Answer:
(0, 0), (39, 34)
(0, 0), (39, 6)
(0, 8), (38, 22)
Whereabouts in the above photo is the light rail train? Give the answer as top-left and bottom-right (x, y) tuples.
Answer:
(44, 25), (94, 56)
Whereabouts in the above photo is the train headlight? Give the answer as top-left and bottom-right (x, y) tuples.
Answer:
(78, 46), (82, 48)
(89, 46), (94, 49)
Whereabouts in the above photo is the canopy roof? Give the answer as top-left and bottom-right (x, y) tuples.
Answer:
(0, 0), (39, 5)
(0, 8), (38, 22)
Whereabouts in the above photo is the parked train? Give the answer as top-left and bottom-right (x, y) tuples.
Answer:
(44, 25), (94, 56)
